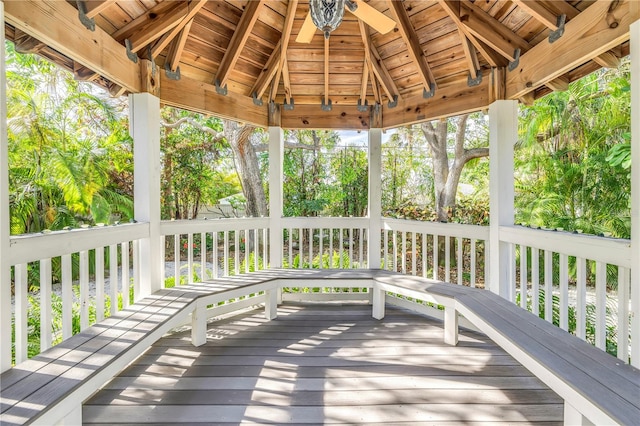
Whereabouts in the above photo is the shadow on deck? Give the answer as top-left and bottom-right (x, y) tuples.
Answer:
(84, 303), (563, 425)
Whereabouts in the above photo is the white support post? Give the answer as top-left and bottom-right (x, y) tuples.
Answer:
(0, 0), (10, 373)
(444, 306), (459, 346)
(368, 129), (383, 269)
(191, 305), (207, 347)
(55, 405), (83, 426)
(563, 402), (594, 426)
(130, 93), (162, 298)
(631, 18), (640, 368)
(269, 127), (284, 269)
(488, 100), (517, 299)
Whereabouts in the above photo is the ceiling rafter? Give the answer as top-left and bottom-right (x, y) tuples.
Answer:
(150, 0), (206, 59)
(83, 0), (117, 19)
(358, 20), (398, 103)
(359, 61), (369, 106)
(459, 0), (530, 62)
(513, 0), (558, 30)
(269, 0), (298, 104)
(438, 1), (506, 68)
(251, 41), (282, 100)
(282, 57), (293, 104)
(165, 18), (194, 72)
(13, 28), (45, 54)
(126, 3), (192, 53)
(215, 0), (266, 89)
(459, 30), (480, 79)
(387, 0), (437, 92)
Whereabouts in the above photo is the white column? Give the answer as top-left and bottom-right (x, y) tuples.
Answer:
(0, 0), (10, 373)
(368, 129), (382, 269)
(630, 19), (640, 368)
(488, 100), (517, 299)
(130, 93), (162, 298)
(268, 127), (284, 268)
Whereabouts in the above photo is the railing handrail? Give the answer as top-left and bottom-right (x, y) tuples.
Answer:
(160, 217), (270, 235)
(8, 222), (150, 265)
(499, 225), (631, 268)
(382, 217), (490, 240)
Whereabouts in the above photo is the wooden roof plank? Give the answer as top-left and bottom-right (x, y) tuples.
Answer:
(110, 1), (179, 41)
(386, 0), (437, 91)
(506, 1), (638, 100)
(215, 0), (266, 88)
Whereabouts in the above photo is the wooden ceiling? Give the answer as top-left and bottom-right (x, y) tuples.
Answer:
(3, 1), (636, 129)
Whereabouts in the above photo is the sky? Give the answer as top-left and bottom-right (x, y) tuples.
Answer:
(337, 129), (395, 147)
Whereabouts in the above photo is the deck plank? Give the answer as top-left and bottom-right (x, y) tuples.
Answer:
(84, 303), (563, 425)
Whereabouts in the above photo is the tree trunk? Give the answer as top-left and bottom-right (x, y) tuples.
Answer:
(224, 120), (268, 218)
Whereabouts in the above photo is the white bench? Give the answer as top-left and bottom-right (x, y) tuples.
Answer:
(2, 269), (638, 425)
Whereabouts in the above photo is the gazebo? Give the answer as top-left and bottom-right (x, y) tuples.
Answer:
(1, 1), (639, 424)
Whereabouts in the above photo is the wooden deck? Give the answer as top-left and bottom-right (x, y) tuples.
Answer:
(83, 302), (564, 425)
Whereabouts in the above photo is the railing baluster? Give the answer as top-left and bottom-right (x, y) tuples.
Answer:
(188, 233), (194, 282)
(520, 245), (527, 309)
(559, 253), (569, 331)
(309, 228), (314, 269)
(174, 234), (180, 286)
(121, 242), (129, 308)
(94, 247), (104, 322)
(531, 248), (540, 315)
(595, 261), (607, 350)
(576, 257), (587, 340)
(263, 227), (268, 268)
(422, 233), (427, 278)
(80, 250), (89, 330)
(329, 228), (334, 268)
(444, 235), (450, 282)
(133, 241), (139, 299)
(457, 237), (463, 285)
(510, 243), (517, 303)
(433, 234), (439, 281)
(201, 232), (207, 279)
(411, 232), (417, 276)
(224, 231), (229, 276)
(40, 258), (52, 351)
(15, 263), (28, 364)
(319, 228), (324, 269)
(254, 229), (260, 272)
(234, 230), (240, 276)
(544, 250), (553, 323)
(109, 244), (118, 315)
(617, 266), (630, 361)
(243, 229), (249, 273)
(349, 227), (353, 269)
(288, 228), (293, 268)
(392, 231), (398, 272)
(298, 227), (303, 268)
(61, 254), (73, 339)
(359, 228), (364, 268)
(383, 229), (389, 271)
(212, 232), (218, 279)
(401, 231), (407, 274)
(470, 239), (476, 288)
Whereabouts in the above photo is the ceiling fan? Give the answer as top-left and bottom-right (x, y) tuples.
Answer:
(296, 0), (396, 42)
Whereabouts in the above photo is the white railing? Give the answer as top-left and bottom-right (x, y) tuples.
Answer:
(280, 217), (370, 269)
(500, 225), (633, 362)
(382, 218), (490, 287)
(160, 217), (270, 286)
(7, 217), (634, 366)
(9, 222), (149, 364)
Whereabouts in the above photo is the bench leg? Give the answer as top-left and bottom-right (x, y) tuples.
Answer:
(265, 289), (278, 320)
(191, 306), (207, 347)
(444, 306), (459, 346)
(564, 402), (595, 426)
(372, 288), (385, 320)
(55, 404), (82, 425)
(277, 287), (283, 305)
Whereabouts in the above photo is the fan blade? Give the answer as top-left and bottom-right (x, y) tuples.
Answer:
(295, 12), (316, 43)
(348, 0), (396, 34)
